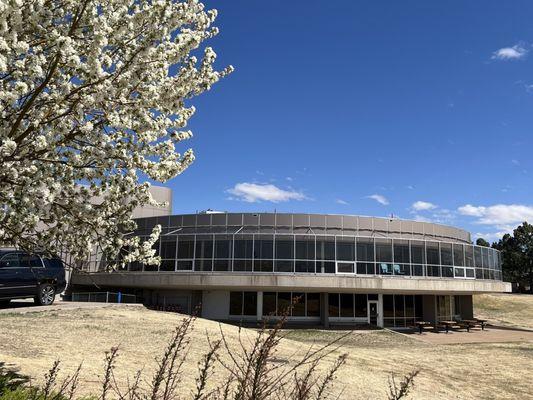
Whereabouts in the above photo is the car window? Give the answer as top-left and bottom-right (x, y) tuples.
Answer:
(0, 253), (20, 268)
(44, 258), (63, 269)
(19, 254), (43, 268)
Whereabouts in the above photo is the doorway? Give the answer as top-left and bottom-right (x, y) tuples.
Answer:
(368, 300), (379, 326)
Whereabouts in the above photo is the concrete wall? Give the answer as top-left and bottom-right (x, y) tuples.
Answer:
(72, 272), (512, 295)
(132, 186), (172, 218)
(201, 290), (230, 320)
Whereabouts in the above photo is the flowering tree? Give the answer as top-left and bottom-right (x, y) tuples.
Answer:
(0, 0), (232, 267)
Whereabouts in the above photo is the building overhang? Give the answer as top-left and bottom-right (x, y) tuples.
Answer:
(71, 272), (512, 295)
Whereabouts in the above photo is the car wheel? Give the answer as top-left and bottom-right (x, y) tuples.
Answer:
(35, 283), (56, 306)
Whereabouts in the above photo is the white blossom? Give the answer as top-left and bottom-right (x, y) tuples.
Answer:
(0, 0), (232, 268)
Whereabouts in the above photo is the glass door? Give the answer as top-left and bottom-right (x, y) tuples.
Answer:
(368, 300), (379, 325)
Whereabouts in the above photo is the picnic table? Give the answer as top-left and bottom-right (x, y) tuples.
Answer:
(440, 320), (469, 333)
(462, 319), (487, 330)
(414, 321), (432, 334)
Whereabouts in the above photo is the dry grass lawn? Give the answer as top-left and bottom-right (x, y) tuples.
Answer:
(0, 300), (532, 400)
(474, 293), (533, 329)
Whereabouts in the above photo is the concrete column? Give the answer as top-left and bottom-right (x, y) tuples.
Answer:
(256, 291), (263, 321)
(377, 294), (384, 328)
(320, 292), (329, 328)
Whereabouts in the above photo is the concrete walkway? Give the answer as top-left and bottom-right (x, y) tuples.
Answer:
(404, 325), (533, 344)
(0, 298), (143, 314)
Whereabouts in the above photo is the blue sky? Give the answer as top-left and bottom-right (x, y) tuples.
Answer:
(164, 0), (533, 242)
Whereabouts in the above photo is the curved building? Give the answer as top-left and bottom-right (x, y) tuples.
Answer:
(71, 212), (511, 328)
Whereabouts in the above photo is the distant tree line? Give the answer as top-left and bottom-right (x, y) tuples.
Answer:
(476, 222), (533, 293)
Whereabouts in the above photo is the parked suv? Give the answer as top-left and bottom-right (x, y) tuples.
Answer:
(0, 250), (66, 306)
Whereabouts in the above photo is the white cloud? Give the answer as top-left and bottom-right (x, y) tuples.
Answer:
(226, 182), (306, 203)
(411, 201), (438, 211)
(492, 44), (528, 60)
(367, 194), (389, 206)
(336, 199), (349, 205)
(458, 204), (533, 226)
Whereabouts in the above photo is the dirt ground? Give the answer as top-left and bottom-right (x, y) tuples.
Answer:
(0, 298), (532, 400)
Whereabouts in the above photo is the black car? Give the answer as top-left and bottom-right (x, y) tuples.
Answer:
(0, 250), (66, 306)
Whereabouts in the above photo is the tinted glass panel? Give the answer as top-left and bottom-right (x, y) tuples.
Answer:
(306, 293), (321, 317)
(277, 292), (291, 315)
(275, 236), (294, 259)
(295, 260), (315, 273)
(340, 294), (354, 317)
(357, 262), (374, 274)
(482, 247), (489, 268)
(215, 235), (232, 259)
(160, 259), (175, 271)
(453, 244), (464, 266)
(274, 260), (293, 272)
(426, 242), (440, 265)
(316, 237), (335, 260)
(354, 294), (367, 318)
(465, 245), (474, 267)
(328, 293), (339, 317)
(233, 259), (252, 271)
(427, 265), (440, 277)
(474, 247), (483, 268)
(195, 235), (213, 259)
(383, 295), (394, 318)
(410, 241), (426, 264)
(375, 239), (392, 262)
(177, 236), (195, 259)
(242, 292), (257, 316)
(229, 292), (242, 315)
(0, 253), (20, 268)
(292, 292), (305, 316)
(295, 236), (315, 260)
(394, 295), (405, 318)
(19, 254), (41, 268)
(337, 262), (354, 273)
(378, 263), (393, 275)
(356, 238), (374, 261)
(440, 243), (453, 266)
(234, 235), (253, 259)
(393, 240), (410, 263)
(336, 237), (355, 261)
(254, 236), (273, 259)
(263, 292), (276, 315)
(318, 261), (335, 274)
(442, 266), (454, 277)
(160, 236), (177, 259)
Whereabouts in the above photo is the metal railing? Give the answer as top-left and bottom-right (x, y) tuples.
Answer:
(71, 291), (136, 304)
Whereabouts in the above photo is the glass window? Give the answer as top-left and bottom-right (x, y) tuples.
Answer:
(195, 235), (213, 259)
(275, 235), (294, 260)
(412, 264), (424, 276)
(427, 265), (440, 277)
(195, 258), (212, 272)
(465, 245), (474, 267)
(426, 242), (440, 265)
(243, 292), (257, 316)
(375, 239), (392, 262)
(316, 236), (335, 260)
(215, 235), (232, 259)
(340, 294), (354, 317)
(229, 292), (243, 315)
(295, 236), (315, 260)
(295, 260), (315, 273)
(328, 293), (340, 317)
(378, 263), (393, 275)
(440, 243), (453, 266)
(234, 235), (253, 259)
(337, 262), (354, 273)
(263, 292), (277, 316)
(394, 264), (410, 276)
(318, 261), (335, 274)
(356, 262), (375, 275)
(254, 235), (273, 259)
(394, 295), (405, 318)
(177, 260), (193, 270)
(442, 266), (454, 277)
(474, 247), (483, 268)
(255, 260), (273, 272)
(213, 259), (230, 271)
(410, 241), (426, 264)
(356, 238), (375, 262)
(482, 247), (489, 268)
(465, 268), (475, 278)
(0, 253), (20, 268)
(19, 254), (41, 268)
(159, 259), (175, 272)
(292, 292), (305, 316)
(306, 293), (321, 317)
(405, 295), (415, 318)
(277, 292), (292, 315)
(274, 260), (293, 273)
(453, 244), (464, 266)
(177, 235), (195, 259)
(233, 259), (252, 272)
(383, 295), (394, 318)
(336, 237), (355, 261)
(455, 267), (465, 277)
(160, 236), (177, 259)
(354, 294), (367, 318)
(393, 240), (410, 263)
